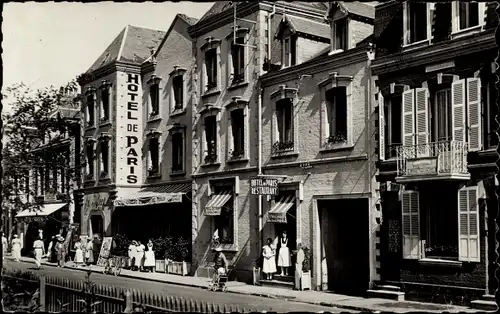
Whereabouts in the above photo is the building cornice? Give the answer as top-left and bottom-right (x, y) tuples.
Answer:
(371, 30), (495, 76)
(188, 1), (326, 39)
(260, 45), (367, 87)
(78, 61), (142, 86)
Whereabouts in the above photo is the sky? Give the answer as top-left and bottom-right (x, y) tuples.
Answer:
(2, 1), (214, 93)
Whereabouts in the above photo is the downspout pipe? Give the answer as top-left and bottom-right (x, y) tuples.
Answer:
(257, 85), (263, 253)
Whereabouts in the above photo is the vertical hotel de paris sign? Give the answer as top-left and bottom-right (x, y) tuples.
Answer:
(116, 72), (143, 185)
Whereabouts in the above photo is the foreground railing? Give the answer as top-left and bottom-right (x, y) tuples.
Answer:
(396, 140), (468, 177)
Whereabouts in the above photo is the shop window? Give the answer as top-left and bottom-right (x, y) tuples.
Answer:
(173, 75), (184, 110)
(204, 116), (218, 164)
(432, 89), (452, 142)
(149, 83), (160, 116)
(230, 109), (245, 159)
(231, 37), (245, 84)
(459, 2), (480, 30)
(86, 94), (95, 127)
(100, 88), (110, 122)
(334, 18), (348, 51)
(282, 37), (296, 68)
(99, 140), (110, 179)
(205, 48), (218, 91)
(148, 137), (160, 176)
(275, 98), (294, 150)
(325, 87), (348, 145)
(404, 2), (428, 45)
(171, 133), (184, 172)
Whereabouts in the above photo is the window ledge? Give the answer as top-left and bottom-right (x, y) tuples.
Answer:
(227, 81), (249, 91)
(170, 108), (186, 118)
(320, 143), (354, 153)
(227, 157), (249, 165)
(271, 151), (299, 159)
(418, 258), (463, 267)
(147, 116), (162, 123)
(211, 244), (238, 252)
(451, 25), (484, 40)
(202, 89), (221, 98)
(99, 121), (112, 127)
(402, 39), (430, 52)
(201, 162), (221, 168)
(147, 174), (162, 179)
(169, 170), (186, 177)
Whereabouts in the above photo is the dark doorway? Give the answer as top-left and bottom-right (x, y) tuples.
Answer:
(90, 215), (103, 238)
(319, 198), (370, 296)
(273, 198), (297, 274)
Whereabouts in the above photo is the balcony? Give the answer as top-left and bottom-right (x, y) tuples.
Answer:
(396, 140), (470, 183)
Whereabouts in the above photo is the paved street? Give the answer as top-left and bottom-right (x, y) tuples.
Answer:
(3, 260), (345, 313)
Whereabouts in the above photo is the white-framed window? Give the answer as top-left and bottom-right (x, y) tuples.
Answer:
(205, 48), (218, 91)
(276, 98), (294, 145)
(173, 76), (183, 110)
(85, 92), (96, 127)
(451, 1), (486, 38)
(270, 86), (299, 156)
(230, 37), (246, 84)
(204, 115), (218, 163)
(432, 89), (452, 142)
(381, 93), (403, 159)
(325, 87), (348, 144)
(402, 186), (481, 263)
(226, 99), (249, 162)
(403, 1), (432, 46)
(333, 18), (348, 51)
(200, 38), (222, 95)
(170, 129), (185, 174)
(282, 36), (297, 68)
(169, 66), (187, 114)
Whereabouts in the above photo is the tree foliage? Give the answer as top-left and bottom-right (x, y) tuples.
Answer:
(2, 80), (80, 221)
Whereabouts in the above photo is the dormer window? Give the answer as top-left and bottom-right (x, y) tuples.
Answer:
(333, 18), (348, 51)
(404, 1), (429, 45)
(283, 37), (297, 68)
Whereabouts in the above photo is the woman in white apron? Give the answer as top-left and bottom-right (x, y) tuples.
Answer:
(135, 241), (145, 271)
(11, 235), (22, 262)
(262, 238), (277, 280)
(74, 237), (84, 265)
(277, 231), (291, 276)
(128, 241), (137, 270)
(143, 240), (156, 272)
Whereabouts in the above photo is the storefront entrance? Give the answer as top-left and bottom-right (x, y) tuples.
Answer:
(319, 198), (369, 296)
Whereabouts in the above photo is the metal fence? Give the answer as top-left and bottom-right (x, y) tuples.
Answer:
(1, 269), (254, 313)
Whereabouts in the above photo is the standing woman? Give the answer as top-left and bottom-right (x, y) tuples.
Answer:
(144, 240), (156, 272)
(128, 241), (137, 270)
(85, 237), (94, 265)
(135, 241), (145, 272)
(11, 235), (22, 262)
(55, 235), (66, 267)
(277, 231), (291, 276)
(74, 237), (84, 266)
(33, 236), (45, 269)
(262, 238), (277, 280)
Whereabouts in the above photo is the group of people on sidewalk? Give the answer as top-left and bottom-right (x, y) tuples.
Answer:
(127, 239), (156, 272)
(70, 234), (102, 267)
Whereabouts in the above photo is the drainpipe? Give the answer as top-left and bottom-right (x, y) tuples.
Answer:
(257, 85), (263, 251)
(267, 4), (276, 60)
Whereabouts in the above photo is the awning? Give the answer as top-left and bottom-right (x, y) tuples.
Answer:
(16, 203), (67, 218)
(204, 190), (232, 216)
(267, 195), (296, 223)
(113, 182), (191, 207)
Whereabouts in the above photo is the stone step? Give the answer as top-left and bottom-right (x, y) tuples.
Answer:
(272, 275), (294, 282)
(375, 284), (401, 292)
(482, 294), (496, 301)
(470, 300), (498, 312)
(259, 279), (294, 290)
(367, 289), (405, 301)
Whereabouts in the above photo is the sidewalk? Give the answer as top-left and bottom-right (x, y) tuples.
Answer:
(8, 256), (478, 313)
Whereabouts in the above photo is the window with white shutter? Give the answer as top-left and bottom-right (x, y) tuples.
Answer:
(457, 186), (481, 262)
(415, 88), (429, 157)
(402, 89), (415, 147)
(451, 79), (466, 142)
(402, 190), (420, 259)
(466, 78), (482, 151)
(378, 92), (385, 161)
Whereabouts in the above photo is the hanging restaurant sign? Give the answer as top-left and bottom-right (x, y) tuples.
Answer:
(250, 177), (279, 195)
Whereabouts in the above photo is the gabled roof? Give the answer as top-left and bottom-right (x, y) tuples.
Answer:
(334, 1), (376, 21)
(275, 15), (331, 41)
(85, 25), (166, 74)
(177, 13), (199, 26)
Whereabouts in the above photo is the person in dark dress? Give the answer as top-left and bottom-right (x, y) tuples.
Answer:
(92, 235), (102, 264)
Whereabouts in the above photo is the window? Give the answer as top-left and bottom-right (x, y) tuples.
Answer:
(404, 2), (428, 45)
(173, 76), (183, 110)
(231, 37), (245, 84)
(204, 116), (217, 163)
(459, 2), (479, 30)
(325, 87), (348, 144)
(148, 137), (160, 176)
(486, 79), (498, 148)
(214, 188), (234, 245)
(386, 95), (402, 158)
(283, 37), (296, 68)
(149, 83), (159, 116)
(171, 133), (184, 172)
(99, 140), (109, 179)
(205, 48), (218, 91)
(334, 18), (348, 51)
(230, 109), (245, 159)
(276, 98), (294, 145)
(432, 89), (452, 142)
(85, 142), (94, 180)
(101, 89), (110, 121)
(86, 95), (95, 126)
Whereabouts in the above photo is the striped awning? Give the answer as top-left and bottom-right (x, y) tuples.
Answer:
(204, 190), (232, 216)
(114, 182), (191, 207)
(267, 195), (296, 223)
(16, 203), (67, 218)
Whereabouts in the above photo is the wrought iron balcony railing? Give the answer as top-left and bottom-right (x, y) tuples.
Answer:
(396, 140), (468, 177)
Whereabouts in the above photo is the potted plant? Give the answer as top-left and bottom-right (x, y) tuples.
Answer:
(167, 237), (191, 276)
(300, 246), (312, 291)
(153, 237), (173, 273)
(110, 234), (131, 268)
